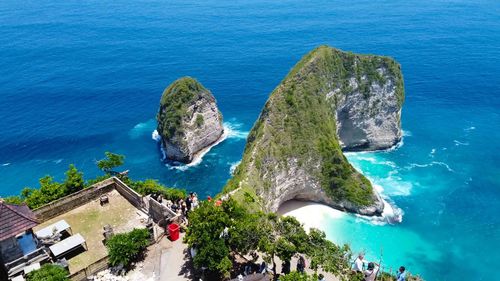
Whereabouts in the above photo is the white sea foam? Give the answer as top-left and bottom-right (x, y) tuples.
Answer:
(151, 129), (161, 142)
(406, 161), (454, 172)
(130, 120), (156, 139)
(224, 122), (249, 140)
(454, 140), (469, 146)
(403, 130), (412, 137)
(464, 126), (476, 132)
(1, 163), (10, 167)
(229, 161), (241, 175)
(54, 159), (63, 164)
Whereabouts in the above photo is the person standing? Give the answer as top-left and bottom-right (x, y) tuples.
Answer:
(397, 266), (406, 281)
(363, 262), (379, 281)
(353, 253), (368, 272)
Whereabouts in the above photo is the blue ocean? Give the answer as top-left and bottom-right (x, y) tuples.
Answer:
(0, 0), (498, 280)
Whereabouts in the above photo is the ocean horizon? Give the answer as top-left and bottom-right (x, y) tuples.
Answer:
(1, 0), (499, 280)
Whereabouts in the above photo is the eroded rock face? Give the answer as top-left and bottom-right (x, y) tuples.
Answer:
(333, 73), (402, 151)
(225, 46), (404, 216)
(156, 77), (224, 163)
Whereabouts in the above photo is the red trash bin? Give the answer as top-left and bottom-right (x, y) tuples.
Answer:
(167, 223), (180, 241)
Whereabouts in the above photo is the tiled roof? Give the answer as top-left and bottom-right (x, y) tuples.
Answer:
(0, 201), (39, 241)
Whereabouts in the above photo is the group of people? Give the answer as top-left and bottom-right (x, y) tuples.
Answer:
(160, 192), (199, 217)
(353, 253), (407, 281)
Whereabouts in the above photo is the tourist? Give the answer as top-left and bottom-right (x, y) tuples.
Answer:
(297, 255), (306, 273)
(207, 195), (212, 202)
(259, 261), (267, 274)
(363, 262), (379, 281)
(186, 192), (193, 211)
(397, 266), (406, 281)
(192, 193), (199, 209)
(318, 274), (325, 281)
(353, 253), (368, 272)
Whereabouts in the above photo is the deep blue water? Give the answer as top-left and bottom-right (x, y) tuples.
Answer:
(0, 1), (499, 280)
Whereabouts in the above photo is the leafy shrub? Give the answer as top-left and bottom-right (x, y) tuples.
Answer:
(106, 228), (150, 267)
(128, 179), (186, 201)
(195, 114), (204, 127)
(26, 264), (69, 281)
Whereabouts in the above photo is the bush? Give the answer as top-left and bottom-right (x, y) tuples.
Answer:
(26, 264), (69, 281)
(280, 271), (315, 281)
(106, 228), (150, 267)
(129, 179), (186, 201)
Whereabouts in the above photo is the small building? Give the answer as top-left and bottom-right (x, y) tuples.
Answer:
(0, 200), (50, 280)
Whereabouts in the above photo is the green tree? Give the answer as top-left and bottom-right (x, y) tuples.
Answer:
(97, 152), (125, 174)
(26, 264), (69, 281)
(106, 228), (150, 267)
(64, 164), (84, 194)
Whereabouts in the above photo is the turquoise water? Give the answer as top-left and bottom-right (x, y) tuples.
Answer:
(0, 1), (499, 280)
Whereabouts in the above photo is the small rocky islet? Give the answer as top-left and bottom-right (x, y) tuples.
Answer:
(156, 77), (224, 164)
(157, 45), (404, 217)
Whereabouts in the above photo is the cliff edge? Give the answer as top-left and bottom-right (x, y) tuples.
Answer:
(156, 77), (224, 163)
(224, 46), (404, 216)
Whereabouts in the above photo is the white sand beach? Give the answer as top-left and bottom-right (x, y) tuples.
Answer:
(277, 200), (345, 231)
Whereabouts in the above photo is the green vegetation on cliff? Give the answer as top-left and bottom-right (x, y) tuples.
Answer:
(157, 77), (210, 141)
(224, 46), (404, 210)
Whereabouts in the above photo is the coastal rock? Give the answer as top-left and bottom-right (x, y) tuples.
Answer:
(156, 77), (224, 163)
(224, 46), (404, 216)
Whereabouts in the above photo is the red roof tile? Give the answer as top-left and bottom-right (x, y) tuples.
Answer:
(0, 201), (39, 241)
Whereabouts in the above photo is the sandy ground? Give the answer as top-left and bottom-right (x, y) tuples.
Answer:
(34, 189), (149, 273)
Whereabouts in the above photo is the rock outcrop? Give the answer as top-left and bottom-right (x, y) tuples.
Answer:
(224, 46), (404, 216)
(156, 77), (224, 163)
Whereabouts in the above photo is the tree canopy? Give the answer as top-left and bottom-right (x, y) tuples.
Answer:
(185, 198), (352, 279)
(97, 152), (125, 173)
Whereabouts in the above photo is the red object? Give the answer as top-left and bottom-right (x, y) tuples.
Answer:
(215, 200), (222, 207)
(207, 196), (212, 202)
(167, 223), (180, 241)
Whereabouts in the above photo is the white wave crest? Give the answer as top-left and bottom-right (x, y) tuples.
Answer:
(453, 140), (469, 146)
(130, 120), (156, 139)
(152, 129), (161, 142)
(224, 122), (249, 140)
(406, 161), (454, 172)
(1, 163), (10, 167)
(355, 184), (404, 225)
(229, 161), (241, 175)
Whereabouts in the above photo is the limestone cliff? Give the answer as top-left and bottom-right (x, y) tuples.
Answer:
(224, 46), (404, 216)
(157, 77), (224, 163)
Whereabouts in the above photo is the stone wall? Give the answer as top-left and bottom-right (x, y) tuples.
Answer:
(34, 178), (115, 222)
(113, 177), (145, 211)
(34, 177), (145, 223)
(147, 197), (176, 224)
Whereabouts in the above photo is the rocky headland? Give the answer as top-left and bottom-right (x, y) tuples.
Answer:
(156, 77), (224, 164)
(224, 46), (404, 216)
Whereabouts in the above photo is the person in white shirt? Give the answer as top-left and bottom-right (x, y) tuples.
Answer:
(353, 253), (368, 272)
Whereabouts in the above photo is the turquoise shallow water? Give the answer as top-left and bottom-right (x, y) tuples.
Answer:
(0, 1), (499, 280)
